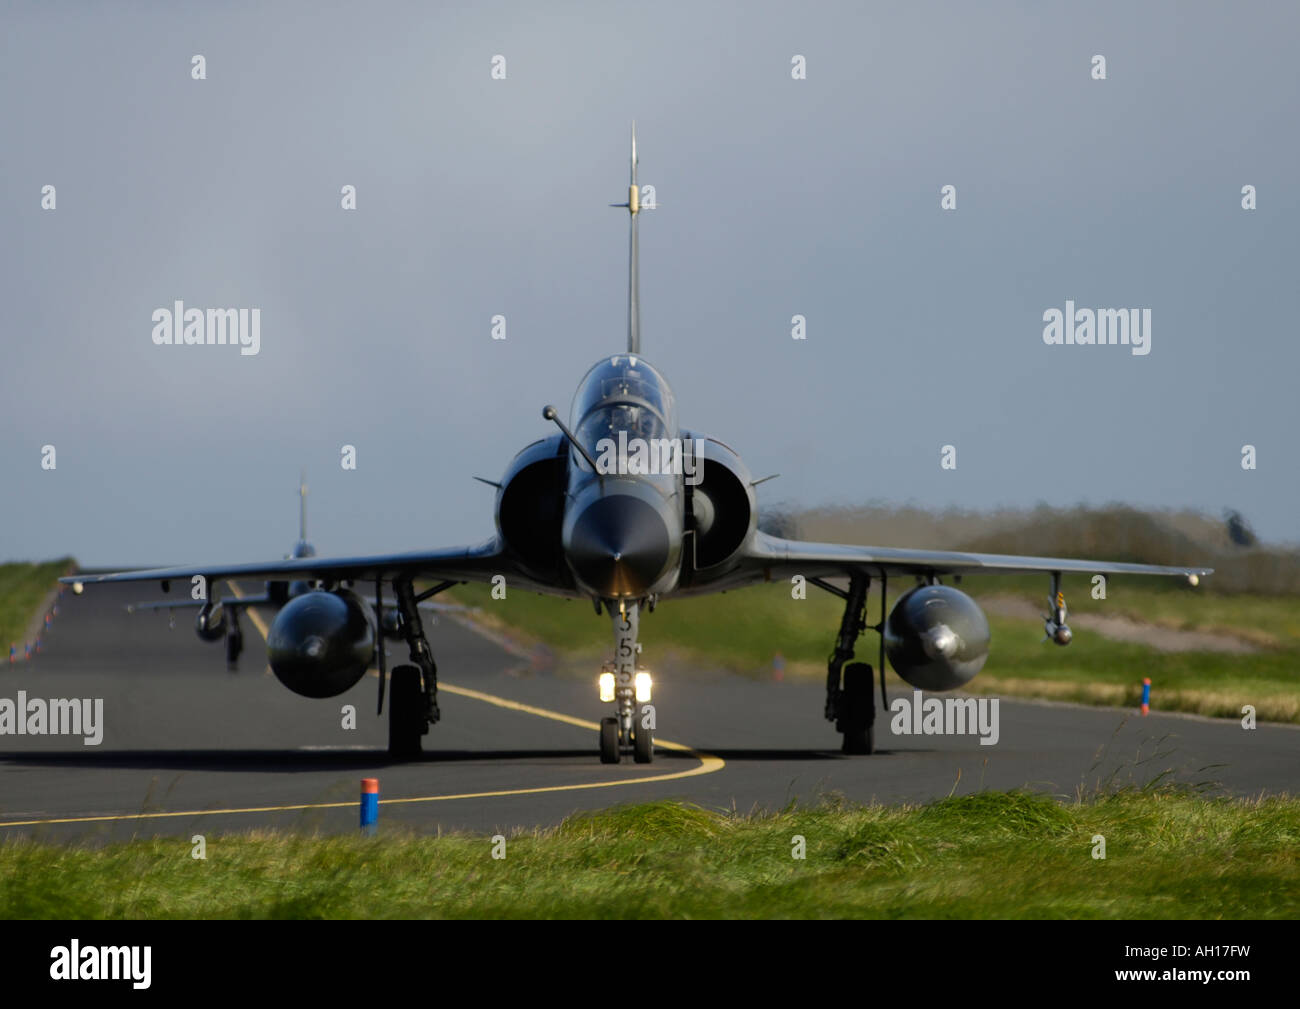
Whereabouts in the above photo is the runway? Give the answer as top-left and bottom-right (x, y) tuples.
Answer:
(1, 582), (1295, 842)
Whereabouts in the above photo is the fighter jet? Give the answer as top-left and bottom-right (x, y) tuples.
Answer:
(117, 476), (455, 671)
(65, 127), (1212, 762)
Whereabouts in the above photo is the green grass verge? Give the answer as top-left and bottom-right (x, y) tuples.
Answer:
(446, 578), (1300, 722)
(0, 559), (73, 655)
(3, 791), (1296, 918)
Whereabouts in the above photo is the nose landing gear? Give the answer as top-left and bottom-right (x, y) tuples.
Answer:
(597, 600), (654, 763)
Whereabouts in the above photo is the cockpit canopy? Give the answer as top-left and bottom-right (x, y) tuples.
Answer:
(570, 355), (677, 471)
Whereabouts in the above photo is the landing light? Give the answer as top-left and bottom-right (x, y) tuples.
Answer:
(1188, 574), (1200, 588)
(599, 672), (616, 702)
(634, 671), (653, 703)
(72, 582), (84, 595)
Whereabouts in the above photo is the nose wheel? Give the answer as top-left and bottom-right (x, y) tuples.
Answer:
(598, 713), (654, 763)
(599, 717), (620, 763)
(633, 719), (653, 763)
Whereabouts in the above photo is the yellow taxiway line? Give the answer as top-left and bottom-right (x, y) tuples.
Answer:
(0, 586), (725, 829)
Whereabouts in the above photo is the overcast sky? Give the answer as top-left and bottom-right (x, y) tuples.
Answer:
(3, 1), (1297, 566)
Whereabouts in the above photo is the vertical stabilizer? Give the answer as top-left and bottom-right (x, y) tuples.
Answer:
(611, 123), (642, 354)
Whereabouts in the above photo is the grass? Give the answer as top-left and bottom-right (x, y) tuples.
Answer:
(0, 559), (73, 656)
(2, 791), (1296, 918)
(446, 576), (1300, 723)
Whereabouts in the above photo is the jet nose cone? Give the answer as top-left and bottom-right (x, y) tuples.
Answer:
(566, 494), (670, 598)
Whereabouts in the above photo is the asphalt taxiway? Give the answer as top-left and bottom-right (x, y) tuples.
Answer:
(1, 582), (1295, 842)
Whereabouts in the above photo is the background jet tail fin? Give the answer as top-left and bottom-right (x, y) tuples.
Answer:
(299, 470), (308, 542)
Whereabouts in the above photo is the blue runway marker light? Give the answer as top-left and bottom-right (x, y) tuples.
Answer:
(361, 778), (379, 834)
(1141, 677), (1151, 716)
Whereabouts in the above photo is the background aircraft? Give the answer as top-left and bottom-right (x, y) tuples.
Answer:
(116, 477), (457, 671)
(66, 129), (1211, 762)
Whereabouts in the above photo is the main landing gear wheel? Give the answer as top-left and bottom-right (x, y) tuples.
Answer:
(839, 662), (875, 755)
(389, 664), (424, 759)
(633, 720), (653, 764)
(600, 717), (620, 764)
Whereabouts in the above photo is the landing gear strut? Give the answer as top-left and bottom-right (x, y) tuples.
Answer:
(387, 576), (441, 758)
(225, 608), (243, 671)
(820, 573), (877, 754)
(598, 601), (653, 763)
